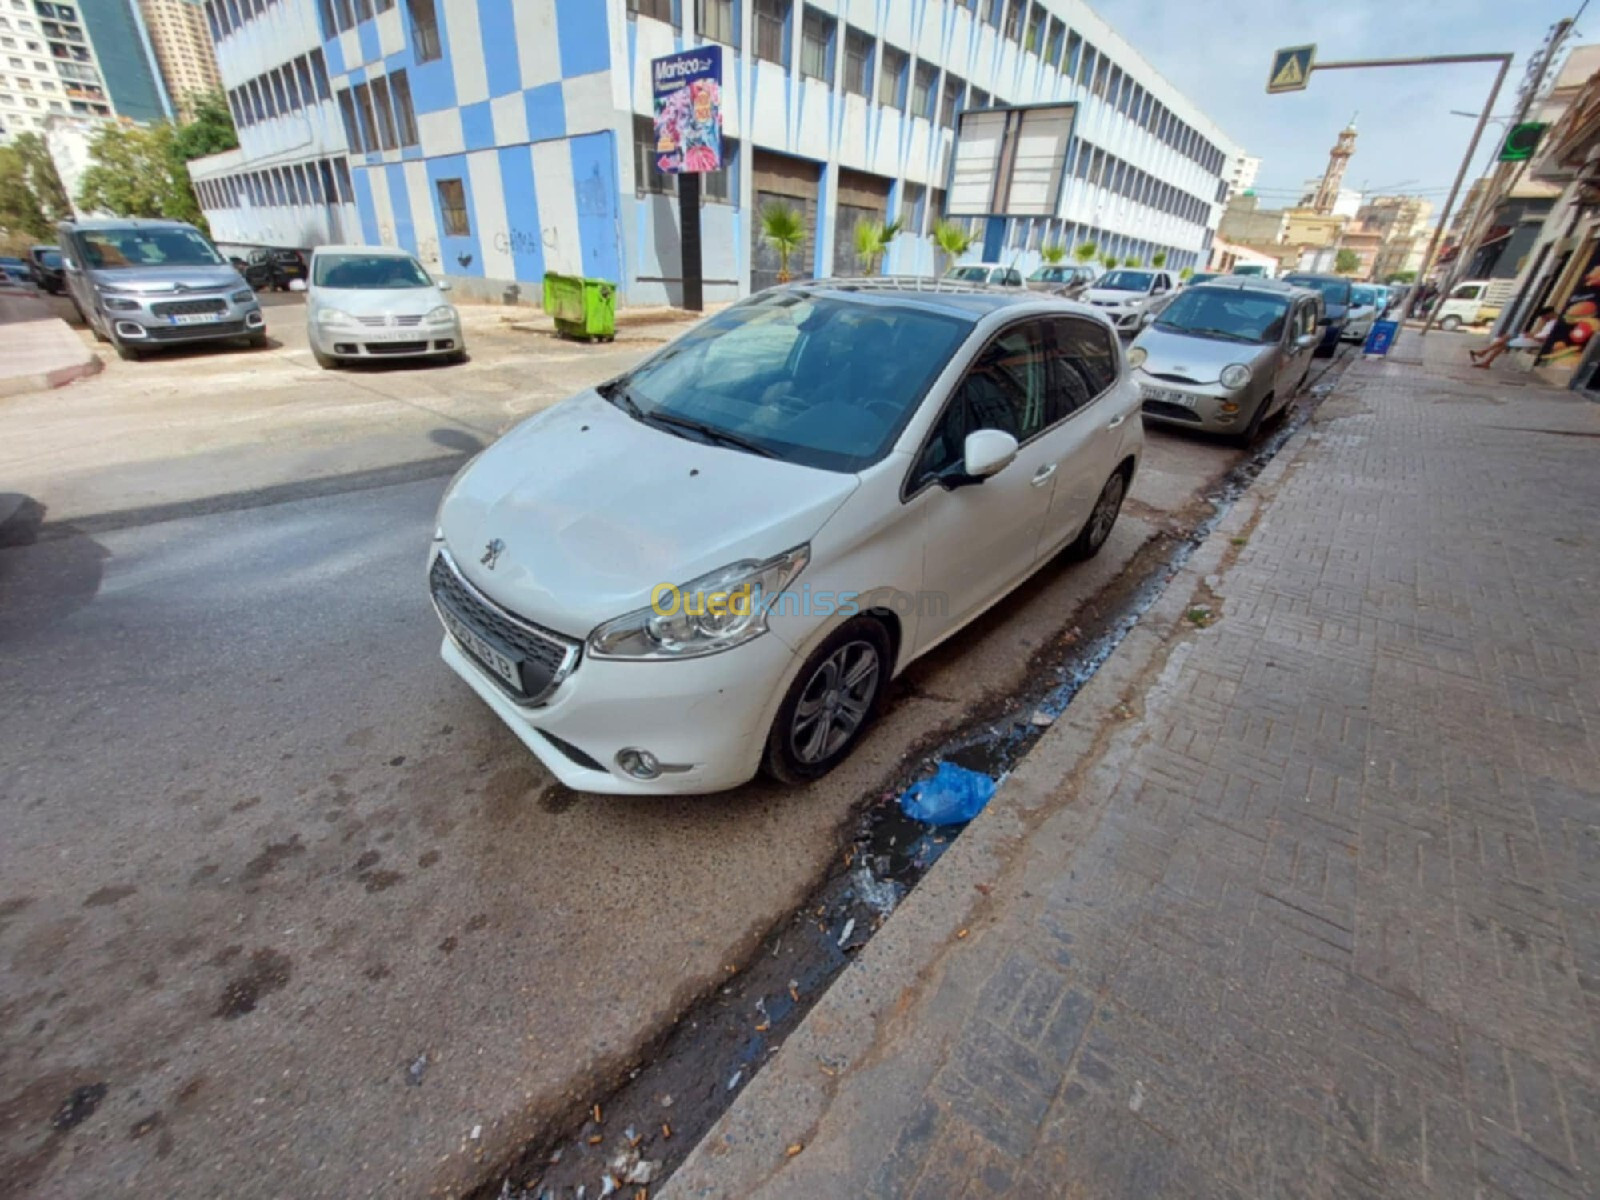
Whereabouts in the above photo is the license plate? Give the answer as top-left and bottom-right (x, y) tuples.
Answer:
(437, 599), (523, 692)
(1141, 386), (1198, 408)
(367, 328), (418, 341)
(169, 312), (221, 325)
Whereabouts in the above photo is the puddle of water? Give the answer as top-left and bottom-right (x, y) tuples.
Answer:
(473, 354), (1349, 1200)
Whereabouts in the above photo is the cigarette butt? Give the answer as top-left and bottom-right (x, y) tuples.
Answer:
(587, 1135), (603, 1145)
(593, 1104), (603, 1124)
(957, 928), (969, 939)
(662, 1123), (672, 1140)
(786, 1143), (803, 1157)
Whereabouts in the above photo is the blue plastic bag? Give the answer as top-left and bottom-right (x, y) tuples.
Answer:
(898, 763), (997, 826)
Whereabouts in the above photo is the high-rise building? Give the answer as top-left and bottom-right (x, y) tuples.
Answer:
(78, 0), (170, 121)
(1309, 116), (1357, 216)
(138, 0), (219, 119)
(0, 1), (120, 142)
(189, 0), (1241, 304)
(1226, 153), (1259, 201)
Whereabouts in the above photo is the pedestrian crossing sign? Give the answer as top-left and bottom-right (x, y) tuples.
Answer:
(1267, 45), (1315, 94)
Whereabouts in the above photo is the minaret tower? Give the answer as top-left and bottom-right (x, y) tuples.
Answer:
(1312, 114), (1358, 214)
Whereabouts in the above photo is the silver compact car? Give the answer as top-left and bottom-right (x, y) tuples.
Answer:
(305, 245), (465, 368)
(1129, 278), (1321, 442)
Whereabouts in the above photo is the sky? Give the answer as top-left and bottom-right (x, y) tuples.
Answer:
(1092, 0), (1591, 217)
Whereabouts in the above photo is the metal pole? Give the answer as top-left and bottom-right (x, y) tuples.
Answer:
(1417, 54), (1512, 335)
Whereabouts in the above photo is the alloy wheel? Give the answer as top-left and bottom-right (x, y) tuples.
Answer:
(1088, 473), (1126, 549)
(791, 640), (881, 764)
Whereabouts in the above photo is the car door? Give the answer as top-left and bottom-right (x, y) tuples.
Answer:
(908, 318), (1067, 651)
(1275, 301), (1313, 398)
(1038, 315), (1129, 552)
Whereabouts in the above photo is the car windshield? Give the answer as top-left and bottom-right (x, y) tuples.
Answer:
(1098, 270), (1154, 292)
(40, 250), (62, 267)
(1352, 286), (1377, 306)
(313, 253), (432, 288)
(609, 292), (970, 473)
(947, 266), (995, 282)
(1188, 274), (1219, 285)
(1285, 276), (1351, 305)
(79, 227), (222, 268)
(1029, 266), (1071, 282)
(1154, 288), (1290, 344)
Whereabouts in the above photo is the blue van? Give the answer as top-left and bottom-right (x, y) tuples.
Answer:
(1282, 274), (1353, 355)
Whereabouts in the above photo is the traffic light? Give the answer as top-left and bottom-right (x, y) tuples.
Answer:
(1500, 122), (1548, 162)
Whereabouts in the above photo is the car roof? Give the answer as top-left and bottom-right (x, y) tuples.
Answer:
(58, 217), (198, 231)
(311, 244), (417, 257)
(763, 277), (1106, 323)
(1187, 277), (1311, 298)
(1282, 273), (1349, 283)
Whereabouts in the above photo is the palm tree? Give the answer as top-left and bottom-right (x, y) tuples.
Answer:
(1151, 251), (1168, 268)
(1122, 255), (1140, 267)
(1179, 266), (1193, 281)
(1100, 251), (1118, 270)
(854, 218), (903, 275)
(1040, 242), (1067, 265)
(760, 203), (806, 283)
(1073, 240), (1098, 265)
(932, 220), (974, 275)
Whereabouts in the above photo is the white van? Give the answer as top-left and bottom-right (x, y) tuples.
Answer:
(1433, 279), (1516, 331)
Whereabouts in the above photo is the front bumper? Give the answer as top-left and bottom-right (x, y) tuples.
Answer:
(101, 293), (264, 345)
(432, 557), (801, 794)
(1137, 377), (1265, 433)
(1090, 305), (1145, 335)
(317, 321), (463, 359)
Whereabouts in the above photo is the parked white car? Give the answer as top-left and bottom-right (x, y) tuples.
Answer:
(945, 263), (1024, 287)
(429, 282), (1142, 793)
(304, 245), (465, 368)
(1081, 268), (1179, 335)
(1342, 284), (1380, 342)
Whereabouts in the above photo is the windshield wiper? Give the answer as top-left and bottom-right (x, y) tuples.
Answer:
(644, 411), (778, 458)
(600, 379), (645, 419)
(1166, 325), (1256, 343)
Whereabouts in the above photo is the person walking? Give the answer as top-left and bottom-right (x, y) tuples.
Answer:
(1470, 306), (1556, 368)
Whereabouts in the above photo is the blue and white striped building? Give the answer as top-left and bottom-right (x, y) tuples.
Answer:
(190, 0), (1241, 306)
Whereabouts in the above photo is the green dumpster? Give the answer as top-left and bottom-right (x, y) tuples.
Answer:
(542, 272), (617, 342)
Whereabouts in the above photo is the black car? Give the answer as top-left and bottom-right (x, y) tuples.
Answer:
(1280, 273), (1352, 355)
(226, 246), (309, 292)
(26, 245), (64, 293)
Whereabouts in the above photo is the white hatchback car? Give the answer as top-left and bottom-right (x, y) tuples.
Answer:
(304, 245), (465, 368)
(429, 281), (1142, 794)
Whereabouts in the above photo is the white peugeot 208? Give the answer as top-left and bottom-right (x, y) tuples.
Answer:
(429, 280), (1142, 794)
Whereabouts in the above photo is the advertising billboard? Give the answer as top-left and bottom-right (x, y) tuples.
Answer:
(652, 47), (723, 175)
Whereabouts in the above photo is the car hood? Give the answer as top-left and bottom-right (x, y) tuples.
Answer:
(1083, 287), (1146, 306)
(311, 285), (448, 315)
(438, 390), (860, 636)
(1131, 325), (1277, 383)
(92, 264), (245, 293)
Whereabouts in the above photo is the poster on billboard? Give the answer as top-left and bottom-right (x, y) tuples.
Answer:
(652, 46), (723, 175)
(1537, 243), (1600, 367)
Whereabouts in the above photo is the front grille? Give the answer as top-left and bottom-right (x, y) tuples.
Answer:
(367, 340), (429, 355)
(152, 298), (227, 317)
(144, 320), (246, 341)
(394, 314), (423, 326)
(1149, 372), (1201, 384)
(1142, 400), (1202, 423)
(429, 551), (580, 705)
(357, 314), (424, 328)
(356, 315), (387, 327)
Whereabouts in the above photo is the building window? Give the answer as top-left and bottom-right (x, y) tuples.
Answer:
(633, 114), (672, 195)
(406, 0), (440, 62)
(436, 177), (469, 236)
(369, 74), (397, 149)
(878, 44), (906, 109)
(702, 136), (736, 203)
(911, 61), (936, 120)
(800, 8), (834, 83)
(627, 0), (672, 20)
(336, 86), (363, 151)
(310, 48), (331, 100)
(1045, 17), (1063, 65)
(842, 27), (871, 98)
(295, 55), (314, 106)
(696, 0), (736, 46)
(900, 180), (924, 235)
(753, 0), (787, 66)
(939, 73), (962, 129)
(390, 68), (417, 146)
(1025, 3), (1043, 54)
(1002, 0), (1021, 42)
(353, 81), (379, 153)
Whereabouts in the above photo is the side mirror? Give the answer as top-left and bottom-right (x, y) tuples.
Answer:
(1296, 332), (1319, 349)
(288, 278), (307, 292)
(960, 429), (1019, 481)
(436, 279), (452, 292)
(1140, 310), (1157, 327)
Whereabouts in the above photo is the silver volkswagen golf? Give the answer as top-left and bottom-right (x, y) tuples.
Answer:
(1128, 278), (1322, 442)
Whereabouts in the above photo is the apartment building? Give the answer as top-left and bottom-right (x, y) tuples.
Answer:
(0, 0), (117, 140)
(139, 0), (222, 118)
(189, 0), (1239, 304)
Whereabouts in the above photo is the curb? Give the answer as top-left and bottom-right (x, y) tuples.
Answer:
(661, 417), (1323, 1198)
(0, 352), (102, 399)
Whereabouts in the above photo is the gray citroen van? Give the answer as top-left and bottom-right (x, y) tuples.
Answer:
(57, 218), (266, 360)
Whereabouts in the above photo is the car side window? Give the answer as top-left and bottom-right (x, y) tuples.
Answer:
(1048, 317), (1117, 414)
(914, 321), (1051, 485)
(1005, 269), (1022, 287)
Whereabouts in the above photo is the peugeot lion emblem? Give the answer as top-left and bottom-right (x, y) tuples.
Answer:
(481, 538), (505, 570)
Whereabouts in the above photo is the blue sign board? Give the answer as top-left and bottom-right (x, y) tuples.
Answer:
(1267, 44), (1315, 93)
(651, 46), (723, 174)
(1364, 319), (1399, 357)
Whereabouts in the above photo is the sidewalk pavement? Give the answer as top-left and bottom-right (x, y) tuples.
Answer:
(665, 333), (1600, 1199)
(0, 290), (101, 398)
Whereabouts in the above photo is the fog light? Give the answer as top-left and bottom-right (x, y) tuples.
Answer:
(115, 321), (147, 338)
(616, 748), (661, 780)
(245, 310), (265, 326)
(1218, 401), (1240, 415)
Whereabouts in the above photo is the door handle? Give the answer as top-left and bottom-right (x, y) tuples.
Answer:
(1030, 463), (1057, 487)
(1107, 412), (1127, 429)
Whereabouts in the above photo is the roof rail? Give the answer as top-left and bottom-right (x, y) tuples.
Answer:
(790, 275), (1022, 296)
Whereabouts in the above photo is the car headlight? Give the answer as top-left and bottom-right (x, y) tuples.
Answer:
(1219, 364), (1252, 390)
(588, 544), (811, 660)
(101, 295), (140, 311)
(317, 307), (358, 326)
(1126, 346), (1147, 368)
(425, 304), (456, 324)
(232, 288), (254, 303)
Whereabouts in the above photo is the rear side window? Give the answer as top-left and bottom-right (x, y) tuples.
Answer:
(915, 320), (1053, 484)
(1049, 317), (1117, 411)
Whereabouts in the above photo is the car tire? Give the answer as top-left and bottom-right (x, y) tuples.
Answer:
(1440, 315), (1461, 332)
(312, 347), (340, 369)
(762, 617), (891, 785)
(1234, 393), (1273, 447)
(1067, 467), (1128, 561)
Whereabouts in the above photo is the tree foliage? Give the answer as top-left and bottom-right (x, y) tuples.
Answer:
(760, 203), (805, 282)
(1040, 242), (1067, 265)
(172, 91), (240, 162)
(1073, 240), (1098, 264)
(0, 132), (71, 241)
(854, 218), (902, 275)
(76, 97), (237, 231)
(1335, 248), (1361, 274)
(932, 220), (974, 274)
(1151, 251), (1168, 268)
